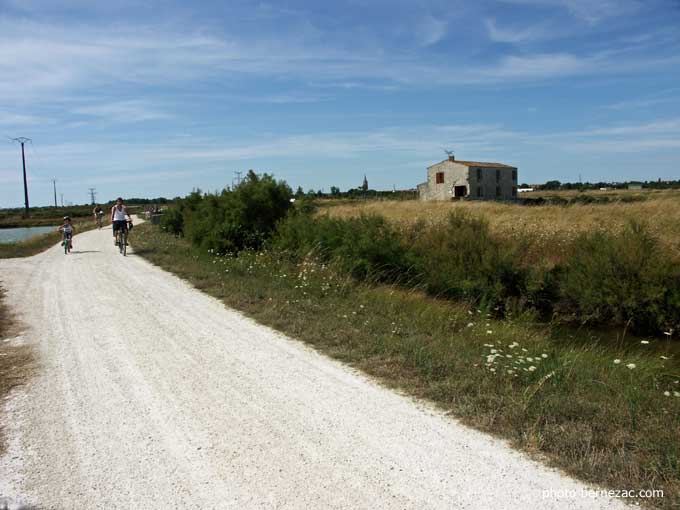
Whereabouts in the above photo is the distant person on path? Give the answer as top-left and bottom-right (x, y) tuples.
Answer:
(111, 197), (133, 246)
(93, 204), (104, 228)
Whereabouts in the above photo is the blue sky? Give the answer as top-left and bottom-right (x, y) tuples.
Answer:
(1, 0), (679, 206)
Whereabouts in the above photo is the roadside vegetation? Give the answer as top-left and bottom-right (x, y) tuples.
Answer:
(319, 189), (680, 265)
(0, 205), (95, 228)
(132, 173), (679, 508)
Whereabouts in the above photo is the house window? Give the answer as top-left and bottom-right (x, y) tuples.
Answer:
(477, 168), (482, 181)
(496, 169), (501, 182)
(512, 169), (517, 181)
(436, 172), (445, 184)
(496, 186), (501, 197)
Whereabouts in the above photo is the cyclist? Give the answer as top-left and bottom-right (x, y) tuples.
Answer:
(111, 197), (133, 246)
(58, 216), (75, 251)
(93, 204), (104, 228)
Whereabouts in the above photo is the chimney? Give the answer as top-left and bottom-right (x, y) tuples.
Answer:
(448, 154), (455, 162)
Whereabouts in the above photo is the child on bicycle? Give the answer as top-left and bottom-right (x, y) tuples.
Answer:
(58, 216), (74, 250)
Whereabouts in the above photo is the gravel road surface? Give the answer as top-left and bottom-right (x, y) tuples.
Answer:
(0, 223), (627, 509)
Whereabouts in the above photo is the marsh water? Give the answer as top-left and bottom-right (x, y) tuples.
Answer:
(0, 226), (56, 243)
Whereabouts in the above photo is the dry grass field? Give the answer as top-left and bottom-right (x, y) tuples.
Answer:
(318, 189), (680, 264)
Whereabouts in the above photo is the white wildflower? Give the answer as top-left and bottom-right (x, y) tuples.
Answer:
(528, 366), (536, 372)
(626, 363), (636, 369)
(613, 359), (621, 364)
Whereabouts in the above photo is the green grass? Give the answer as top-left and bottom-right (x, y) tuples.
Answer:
(132, 223), (680, 509)
(0, 205), (96, 227)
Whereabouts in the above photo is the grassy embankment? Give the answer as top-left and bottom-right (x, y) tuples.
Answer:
(319, 189), (680, 265)
(133, 221), (680, 509)
(0, 205), (96, 227)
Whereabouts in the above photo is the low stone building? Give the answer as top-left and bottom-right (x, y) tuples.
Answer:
(417, 155), (518, 201)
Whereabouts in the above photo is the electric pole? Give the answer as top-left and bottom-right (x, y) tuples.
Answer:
(234, 171), (243, 187)
(88, 187), (97, 205)
(10, 137), (31, 215)
(60, 194), (64, 207)
(52, 179), (58, 207)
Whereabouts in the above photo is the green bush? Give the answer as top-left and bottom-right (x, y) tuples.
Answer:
(559, 222), (680, 334)
(170, 173), (292, 253)
(160, 208), (184, 235)
(407, 212), (529, 308)
(274, 213), (412, 282)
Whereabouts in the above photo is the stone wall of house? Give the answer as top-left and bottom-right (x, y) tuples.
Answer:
(418, 161), (470, 201)
(468, 166), (517, 200)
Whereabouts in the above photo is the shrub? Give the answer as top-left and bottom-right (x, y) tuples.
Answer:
(160, 208), (184, 235)
(274, 213), (412, 282)
(559, 222), (680, 334)
(180, 172), (292, 253)
(407, 211), (529, 308)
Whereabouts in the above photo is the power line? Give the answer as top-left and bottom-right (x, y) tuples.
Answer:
(9, 136), (32, 215)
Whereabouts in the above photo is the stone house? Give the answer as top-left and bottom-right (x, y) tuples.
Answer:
(417, 155), (518, 201)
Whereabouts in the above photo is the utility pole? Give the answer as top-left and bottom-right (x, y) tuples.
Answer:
(52, 179), (58, 207)
(10, 137), (31, 215)
(88, 187), (97, 205)
(60, 194), (64, 207)
(234, 171), (243, 187)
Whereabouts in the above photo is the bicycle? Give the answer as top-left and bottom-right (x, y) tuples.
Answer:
(96, 212), (104, 229)
(115, 221), (132, 256)
(62, 231), (72, 255)
(115, 227), (127, 256)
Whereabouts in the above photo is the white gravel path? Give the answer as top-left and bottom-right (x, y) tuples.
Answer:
(0, 222), (628, 510)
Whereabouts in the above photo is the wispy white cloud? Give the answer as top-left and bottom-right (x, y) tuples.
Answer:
(72, 100), (172, 123)
(606, 89), (680, 110)
(415, 15), (448, 46)
(0, 111), (52, 127)
(498, 0), (643, 24)
(484, 18), (548, 43)
(0, 13), (676, 106)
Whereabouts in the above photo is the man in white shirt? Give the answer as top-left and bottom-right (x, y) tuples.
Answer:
(111, 197), (133, 245)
